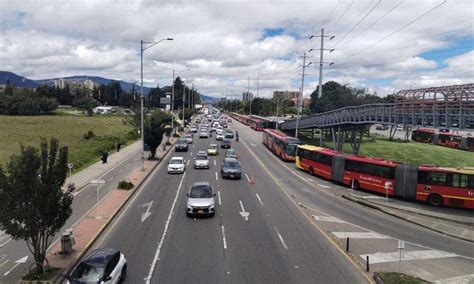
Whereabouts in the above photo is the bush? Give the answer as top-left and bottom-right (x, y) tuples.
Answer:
(118, 180), (134, 190)
(83, 130), (96, 140)
(22, 267), (59, 281)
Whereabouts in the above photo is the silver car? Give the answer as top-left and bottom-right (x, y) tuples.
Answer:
(186, 182), (215, 217)
(194, 151), (210, 169)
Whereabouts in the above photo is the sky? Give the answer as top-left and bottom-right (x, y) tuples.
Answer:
(0, 0), (472, 98)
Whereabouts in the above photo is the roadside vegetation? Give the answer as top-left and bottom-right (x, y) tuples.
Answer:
(0, 114), (138, 172)
(298, 130), (474, 168)
(374, 272), (427, 284)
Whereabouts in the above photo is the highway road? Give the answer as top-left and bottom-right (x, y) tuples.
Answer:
(91, 123), (367, 283)
(89, 116), (474, 283)
(0, 149), (142, 283)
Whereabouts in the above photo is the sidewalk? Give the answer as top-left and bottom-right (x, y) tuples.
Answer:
(48, 137), (178, 283)
(343, 194), (474, 243)
(63, 140), (141, 191)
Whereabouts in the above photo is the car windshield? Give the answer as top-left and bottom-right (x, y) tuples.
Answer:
(209, 145), (217, 149)
(190, 186), (212, 198)
(170, 159), (183, 164)
(178, 139), (187, 143)
(70, 263), (105, 283)
(225, 161), (239, 168)
(196, 155), (207, 160)
(227, 150), (236, 156)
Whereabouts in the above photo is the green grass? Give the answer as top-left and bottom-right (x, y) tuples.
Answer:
(298, 130), (474, 168)
(374, 272), (427, 284)
(0, 114), (138, 173)
(22, 267), (60, 281)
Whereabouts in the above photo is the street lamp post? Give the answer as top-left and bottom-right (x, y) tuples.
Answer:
(140, 38), (173, 171)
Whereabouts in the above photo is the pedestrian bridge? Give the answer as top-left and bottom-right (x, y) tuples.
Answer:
(280, 84), (474, 131)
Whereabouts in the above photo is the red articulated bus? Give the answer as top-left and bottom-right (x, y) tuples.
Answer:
(229, 112), (249, 125)
(249, 115), (276, 131)
(411, 129), (474, 151)
(296, 144), (474, 209)
(262, 129), (300, 161)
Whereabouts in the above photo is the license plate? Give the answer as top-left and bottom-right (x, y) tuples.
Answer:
(230, 175), (234, 178)
(198, 210), (204, 213)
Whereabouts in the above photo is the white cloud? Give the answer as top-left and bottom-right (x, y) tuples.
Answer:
(0, 0), (472, 97)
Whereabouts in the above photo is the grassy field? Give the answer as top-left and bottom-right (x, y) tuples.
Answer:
(298, 130), (474, 168)
(0, 114), (138, 173)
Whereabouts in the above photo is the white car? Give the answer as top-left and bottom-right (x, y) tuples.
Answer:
(168, 157), (186, 174)
(215, 132), (224, 141)
(187, 182), (215, 217)
(194, 151), (210, 169)
(199, 131), (209, 138)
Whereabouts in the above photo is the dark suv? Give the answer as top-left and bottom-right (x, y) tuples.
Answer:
(175, 138), (189, 152)
(221, 157), (242, 179)
(221, 138), (232, 148)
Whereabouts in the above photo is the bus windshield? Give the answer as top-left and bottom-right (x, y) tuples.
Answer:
(286, 144), (298, 156)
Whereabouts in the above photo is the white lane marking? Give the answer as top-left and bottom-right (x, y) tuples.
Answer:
(351, 194), (385, 199)
(118, 169), (123, 174)
(3, 255), (28, 276)
(0, 238), (12, 247)
(215, 172), (219, 181)
(307, 177), (313, 182)
(312, 215), (347, 223)
(108, 177), (114, 181)
(218, 191), (222, 206)
(360, 250), (458, 264)
(245, 173), (251, 183)
(0, 258), (9, 268)
(190, 151), (193, 156)
(333, 232), (390, 239)
(256, 193), (264, 206)
(187, 160), (190, 166)
(221, 225), (227, 249)
(316, 183), (330, 189)
(238, 200), (249, 221)
(434, 274), (474, 284)
(146, 173), (186, 284)
(274, 226), (288, 249)
(214, 160), (216, 166)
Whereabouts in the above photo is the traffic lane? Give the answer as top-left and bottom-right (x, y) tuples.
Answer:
(241, 134), (474, 258)
(0, 152), (142, 281)
(89, 147), (191, 284)
(218, 172), (296, 283)
(152, 138), (226, 283)
(232, 140), (367, 283)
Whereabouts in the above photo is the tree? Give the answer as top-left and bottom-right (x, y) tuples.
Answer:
(0, 138), (73, 273)
(144, 110), (172, 159)
(73, 96), (100, 116)
(4, 79), (14, 96)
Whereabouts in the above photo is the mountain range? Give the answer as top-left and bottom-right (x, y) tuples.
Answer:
(0, 71), (219, 103)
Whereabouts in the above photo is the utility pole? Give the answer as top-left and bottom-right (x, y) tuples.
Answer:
(295, 52), (309, 138)
(310, 28), (335, 100)
(247, 75), (252, 117)
(171, 69), (175, 132)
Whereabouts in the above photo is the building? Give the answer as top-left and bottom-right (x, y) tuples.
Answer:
(54, 78), (68, 89)
(54, 78), (98, 90)
(273, 90), (300, 101)
(242, 91), (254, 101)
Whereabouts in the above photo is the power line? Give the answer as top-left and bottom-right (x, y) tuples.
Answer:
(322, 0), (342, 28)
(333, 0), (381, 48)
(344, 0), (448, 60)
(326, 0), (355, 35)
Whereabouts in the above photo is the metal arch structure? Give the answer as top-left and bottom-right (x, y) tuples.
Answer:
(280, 83), (474, 153)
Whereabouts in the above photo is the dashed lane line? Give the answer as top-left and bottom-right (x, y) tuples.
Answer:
(215, 172), (219, 181)
(256, 193), (264, 206)
(274, 226), (288, 250)
(221, 225), (228, 249)
(218, 191), (222, 206)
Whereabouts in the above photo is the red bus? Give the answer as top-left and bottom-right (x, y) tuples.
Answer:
(262, 129), (300, 161)
(229, 112), (249, 125)
(296, 145), (474, 209)
(249, 115), (276, 131)
(411, 129), (473, 151)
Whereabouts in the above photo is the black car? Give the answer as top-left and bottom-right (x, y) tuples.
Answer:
(224, 129), (234, 138)
(175, 139), (189, 152)
(221, 138), (232, 148)
(68, 248), (127, 283)
(221, 157), (242, 179)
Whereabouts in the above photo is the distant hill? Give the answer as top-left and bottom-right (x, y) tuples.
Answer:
(0, 71), (39, 88)
(0, 71), (216, 100)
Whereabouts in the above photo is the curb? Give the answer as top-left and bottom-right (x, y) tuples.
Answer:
(342, 195), (474, 243)
(366, 200), (473, 226)
(54, 138), (178, 283)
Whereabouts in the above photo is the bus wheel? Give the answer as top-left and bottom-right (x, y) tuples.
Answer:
(309, 167), (314, 176)
(350, 179), (360, 190)
(428, 194), (443, 207)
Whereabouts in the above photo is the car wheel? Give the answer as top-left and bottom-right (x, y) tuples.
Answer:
(120, 264), (127, 282)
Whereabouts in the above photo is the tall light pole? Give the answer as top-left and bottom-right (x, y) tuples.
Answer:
(171, 68), (189, 133)
(140, 37), (173, 171)
(182, 79), (187, 126)
(295, 52), (312, 138)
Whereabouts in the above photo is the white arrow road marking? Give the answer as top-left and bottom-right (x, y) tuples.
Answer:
(3, 255), (28, 276)
(146, 173), (185, 284)
(238, 200), (249, 221)
(221, 225), (227, 249)
(141, 201), (154, 223)
(274, 227), (288, 249)
(256, 193), (264, 206)
(218, 191), (222, 206)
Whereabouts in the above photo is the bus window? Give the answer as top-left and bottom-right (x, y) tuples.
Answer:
(316, 153), (332, 166)
(286, 144), (298, 156)
(429, 172), (447, 186)
(452, 174), (469, 188)
(469, 175), (474, 189)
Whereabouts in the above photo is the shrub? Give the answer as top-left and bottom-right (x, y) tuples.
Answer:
(118, 180), (134, 190)
(83, 130), (96, 140)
